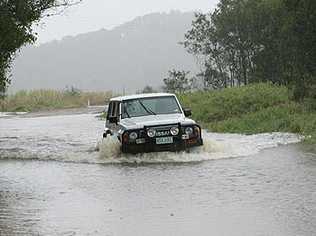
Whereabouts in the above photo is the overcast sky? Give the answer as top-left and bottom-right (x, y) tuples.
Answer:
(34, 0), (218, 44)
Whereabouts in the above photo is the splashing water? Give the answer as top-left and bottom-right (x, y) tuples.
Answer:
(96, 131), (303, 164)
(97, 136), (121, 159)
(0, 113), (303, 164)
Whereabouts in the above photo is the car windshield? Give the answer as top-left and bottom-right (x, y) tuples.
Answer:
(121, 96), (181, 118)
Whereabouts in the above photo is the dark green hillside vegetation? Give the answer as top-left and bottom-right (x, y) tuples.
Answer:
(178, 83), (316, 143)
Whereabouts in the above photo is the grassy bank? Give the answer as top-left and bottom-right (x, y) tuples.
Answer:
(178, 83), (316, 144)
(0, 90), (112, 112)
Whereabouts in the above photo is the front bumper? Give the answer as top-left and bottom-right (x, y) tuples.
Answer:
(121, 124), (203, 154)
(122, 137), (203, 154)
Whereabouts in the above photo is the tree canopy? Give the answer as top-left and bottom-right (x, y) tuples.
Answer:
(182, 0), (315, 99)
(163, 70), (193, 93)
(0, 0), (80, 95)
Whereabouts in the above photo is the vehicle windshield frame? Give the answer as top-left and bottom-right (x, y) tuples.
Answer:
(121, 96), (182, 119)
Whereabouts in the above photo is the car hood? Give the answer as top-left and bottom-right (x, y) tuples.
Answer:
(120, 113), (196, 130)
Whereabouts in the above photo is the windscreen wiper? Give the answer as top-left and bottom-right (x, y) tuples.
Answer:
(138, 100), (156, 115)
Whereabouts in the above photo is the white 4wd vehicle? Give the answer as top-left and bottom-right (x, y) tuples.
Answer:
(103, 93), (203, 153)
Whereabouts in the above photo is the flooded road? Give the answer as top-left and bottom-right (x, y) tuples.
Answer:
(0, 111), (315, 235)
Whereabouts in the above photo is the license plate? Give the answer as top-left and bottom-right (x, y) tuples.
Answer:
(136, 138), (146, 144)
(156, 136), (173, 145)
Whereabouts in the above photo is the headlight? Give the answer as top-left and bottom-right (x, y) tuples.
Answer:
(170, 127), (179, 136)
(185, 127), (194, 135)
(147, 128), (156, 138)
(129, 132), (138, 140)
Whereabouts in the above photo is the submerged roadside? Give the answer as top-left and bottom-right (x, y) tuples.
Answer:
(0, 106), (105, 118)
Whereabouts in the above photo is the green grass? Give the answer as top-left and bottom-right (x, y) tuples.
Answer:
(178, 83), (316, 143)
(0, 89), (112, 112)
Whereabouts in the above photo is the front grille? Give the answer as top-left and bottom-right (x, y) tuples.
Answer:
(145, 123), (181, 138)
(139, 130), (146, 138)
(155, 130), (170, 137)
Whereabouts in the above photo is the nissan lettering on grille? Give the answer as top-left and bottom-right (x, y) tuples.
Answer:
(156, 130), (170, 137)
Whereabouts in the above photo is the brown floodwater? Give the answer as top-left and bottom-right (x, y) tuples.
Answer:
(0, 111), (315, 236)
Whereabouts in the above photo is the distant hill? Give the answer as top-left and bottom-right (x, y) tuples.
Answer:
(11, 11), (198, 93)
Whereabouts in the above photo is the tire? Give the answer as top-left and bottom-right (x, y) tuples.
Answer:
(121, 144), (128, 153)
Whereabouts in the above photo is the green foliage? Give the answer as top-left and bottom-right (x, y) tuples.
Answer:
(207, 105), (316, 144)
(183, 0), (316, 99)
(0, 1), (80, 93)
(97, 111), (108, 120)
(179, 83), (289, 121)
(207, 104), (300, 133)
(178, 83), (316, 143)
(163, 70), (194, 93)
(0, 89), (112, 112)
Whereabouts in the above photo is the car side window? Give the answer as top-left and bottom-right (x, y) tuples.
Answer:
(113, 102), (120, 118)
(107, 102), (113, 119)
(107, 101), (120, 122)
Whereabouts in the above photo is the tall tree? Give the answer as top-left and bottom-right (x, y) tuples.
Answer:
(183, 0), (315, 99)
(281, 0), (316, 99)
(0, 0), (81, 95)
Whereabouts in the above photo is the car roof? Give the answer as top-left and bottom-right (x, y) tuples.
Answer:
(110, 93), (176, 102)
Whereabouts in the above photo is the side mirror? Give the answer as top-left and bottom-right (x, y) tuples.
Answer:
(183, 108), (192, 117)
(108, 116), (118, 124)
